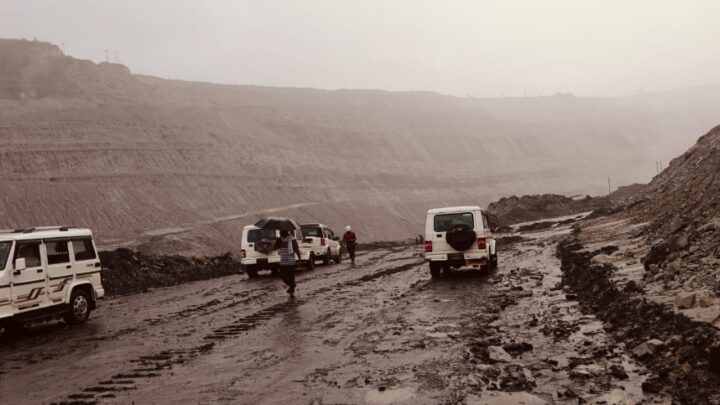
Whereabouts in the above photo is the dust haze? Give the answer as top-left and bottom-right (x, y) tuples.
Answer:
(2, 0), (720, 97)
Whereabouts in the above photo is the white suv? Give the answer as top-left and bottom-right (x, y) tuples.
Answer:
(0, 226), (104, 330)
(424, 206), (497, 278)
(239, 225), (314, 278)
(300, 224), (342, 265)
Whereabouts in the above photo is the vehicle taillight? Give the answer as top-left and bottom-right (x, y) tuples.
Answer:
(477, 238), (487, 250)
(424, 240), (433, 252)
(321, 237), (326, 246)
(240, 249), (246, 258)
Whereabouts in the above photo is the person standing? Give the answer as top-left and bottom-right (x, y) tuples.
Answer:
(342, 225), (357, 264)
(275, 229), (302, 295)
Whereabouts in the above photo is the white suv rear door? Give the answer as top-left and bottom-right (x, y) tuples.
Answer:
(45, 239), (73, 303)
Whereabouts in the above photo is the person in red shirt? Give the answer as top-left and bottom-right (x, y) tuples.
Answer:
(342, 225), (357, 265)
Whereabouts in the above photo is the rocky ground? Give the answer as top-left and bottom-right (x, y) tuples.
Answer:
(0, 217), (686, 404)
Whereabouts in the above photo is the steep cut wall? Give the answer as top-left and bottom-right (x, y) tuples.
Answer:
(1, 39), (718, 255)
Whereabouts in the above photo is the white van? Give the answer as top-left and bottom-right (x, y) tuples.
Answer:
(0, 226), (104, 330)
(239, 225), (314, 278)
(424, 206), (497, 278)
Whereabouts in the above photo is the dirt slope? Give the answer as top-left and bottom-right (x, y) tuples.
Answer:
(1, 38), (719, 255)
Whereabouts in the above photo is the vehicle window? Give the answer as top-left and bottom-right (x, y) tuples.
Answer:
(247, 229), (277, 243)
(482, 214), (489, 230)
(15, 242), (42, 268)
(0, 242), (11, 270)
(46, 240), (70, 265)
(301, 227), (322, 238)
(327, 230), (335, 239)
(72, 239), (97, 261)
(433, 213), (474, 232)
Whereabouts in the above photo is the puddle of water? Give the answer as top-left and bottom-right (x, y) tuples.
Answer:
(365, 387), (416, 404)
(467, 392), (552, 404)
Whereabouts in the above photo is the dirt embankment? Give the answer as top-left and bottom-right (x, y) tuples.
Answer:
(556, 236), (720, 403)
(99, 249), (241, 295)
(620, 125), (720, 293)
(488, 194), (612, 227)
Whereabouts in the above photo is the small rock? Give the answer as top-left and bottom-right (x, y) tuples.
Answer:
(624, 250), (635, 258)
(591, 254), (613, 265)
(632, 339), (664, 358)
(666, 260), (682, 275)
(669, 216), (684, 233)
(697, 294), (716, 308)
(672, 233), (689, 250)
(488, 346), (513, 363)
(565, 293), (578, 300)
(675, 292), (696, 309)
(648, 264), (660, 274)
(609, 364), (628, 379)
(642, 375), (663, 393)
(503, 342), (534, 354)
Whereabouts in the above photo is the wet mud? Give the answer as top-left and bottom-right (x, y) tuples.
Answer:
(0, 222), (683, 404)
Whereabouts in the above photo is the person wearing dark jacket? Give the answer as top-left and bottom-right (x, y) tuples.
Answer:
(342, 225), (357, 264)
(275, 229), (302, 295)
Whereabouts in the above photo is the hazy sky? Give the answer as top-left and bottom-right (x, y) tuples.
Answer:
(2, 0), (719, 97)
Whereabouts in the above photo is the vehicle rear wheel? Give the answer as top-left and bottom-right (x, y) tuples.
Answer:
(306, 254), (316, 270)
(323, 250), (331, 265)
(490, 253), (498, 269)
(63, 288), (92, 325)
(429, 262), (443, 279)
(246, 266), (259, 278)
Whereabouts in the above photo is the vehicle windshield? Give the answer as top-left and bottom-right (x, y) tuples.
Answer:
(301, 227), (322, 238)
(434, 212), (474, 232)
(247, 229), (277, 243)
(0, 241), (11, 271)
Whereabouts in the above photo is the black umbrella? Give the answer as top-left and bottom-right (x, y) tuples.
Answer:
(254, 217), (301, 231)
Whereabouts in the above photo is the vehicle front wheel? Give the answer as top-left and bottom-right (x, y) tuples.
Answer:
(306, 254), (316, 270)
(334, 251), (342, 264)
(429, 262), (443, 279)
(63, 288), (92, 325)
(323, 250), (331, 265)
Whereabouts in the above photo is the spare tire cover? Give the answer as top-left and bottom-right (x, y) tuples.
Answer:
(446, 224), (476, 251)
(255, 239), (276, 255)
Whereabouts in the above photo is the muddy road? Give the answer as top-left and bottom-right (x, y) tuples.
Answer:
(1, 225), (670, 404)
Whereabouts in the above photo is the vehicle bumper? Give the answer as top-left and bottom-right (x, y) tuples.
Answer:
(241, 258), (280, 265)
(95, 287), (105, 300)
(425, 252), (489, 267)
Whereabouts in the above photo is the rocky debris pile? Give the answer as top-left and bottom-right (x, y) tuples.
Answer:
(557, 237), (720, 403)
(626, 125), (720, 293)
(488, 194), (612, 227)
(99, 248), (241, 295)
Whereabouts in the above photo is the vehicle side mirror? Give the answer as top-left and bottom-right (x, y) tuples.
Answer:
(15, 258), (26, 271)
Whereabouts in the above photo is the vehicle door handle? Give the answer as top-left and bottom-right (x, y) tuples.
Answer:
(37, 269), (43, 273)
(13, 270), (20, 276)
(66, 265), (72, 269)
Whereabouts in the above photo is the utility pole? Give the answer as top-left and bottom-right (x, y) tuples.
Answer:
(607, 176), (611, 195)
(114, 50), (119, 64)
(104, 49), (109, 62)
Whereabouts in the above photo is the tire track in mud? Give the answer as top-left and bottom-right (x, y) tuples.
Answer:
(51, 257), (424, 405)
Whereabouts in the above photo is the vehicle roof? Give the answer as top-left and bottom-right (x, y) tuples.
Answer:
(300, 223), (327, 228)
(426, 206), (484, 215)
(0, 227), (93, 242)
